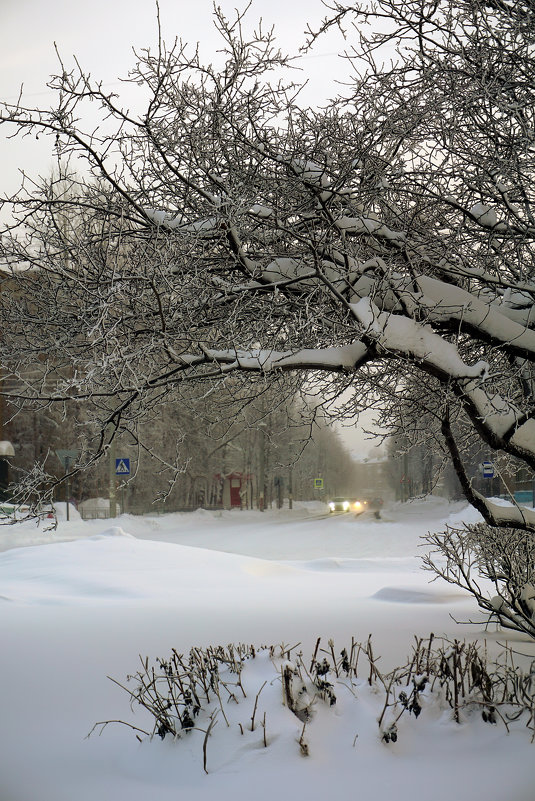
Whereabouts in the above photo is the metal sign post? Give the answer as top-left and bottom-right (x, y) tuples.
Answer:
(482, 461), (494, 497)
(56, 449), (79, 521)
(115, 458), (130, 515)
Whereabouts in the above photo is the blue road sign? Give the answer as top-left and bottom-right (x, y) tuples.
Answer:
(115, 458), (131, 476)
(482, 461), (494, 479)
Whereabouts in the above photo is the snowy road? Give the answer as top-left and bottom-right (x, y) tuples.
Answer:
(0, 497), (533, 801)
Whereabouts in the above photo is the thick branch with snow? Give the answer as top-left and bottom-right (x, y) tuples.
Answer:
(1, 0), (535, 527)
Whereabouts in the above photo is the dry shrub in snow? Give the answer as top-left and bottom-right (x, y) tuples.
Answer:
(423, 524), (535, 640)
(88, 636), (535, 772)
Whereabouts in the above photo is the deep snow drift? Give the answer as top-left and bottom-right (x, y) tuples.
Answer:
(0, 497), (533, 801)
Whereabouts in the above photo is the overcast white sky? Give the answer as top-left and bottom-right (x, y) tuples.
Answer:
(1, 0), (343, 193)
(2, 0), (336, 92)
(0, 0), (382, 456)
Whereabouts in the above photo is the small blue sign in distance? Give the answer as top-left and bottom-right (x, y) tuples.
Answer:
(482, 461), (494, 479)
(115, 458), (131, 475)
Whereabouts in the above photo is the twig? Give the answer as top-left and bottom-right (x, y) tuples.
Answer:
(377, 675), (397, 729)
(310, 637), (321, 672)
(203, 711), (218, 774)
(251, 681), (267, 731)
(298, 721), (309, 756)
(329, 639), (339, 678)
(85, 719), (151, 739)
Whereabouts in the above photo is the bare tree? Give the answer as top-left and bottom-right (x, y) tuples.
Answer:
(1, 1), (535, 627)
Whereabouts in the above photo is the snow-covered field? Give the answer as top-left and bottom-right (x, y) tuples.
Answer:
(0, 497), (533, 801)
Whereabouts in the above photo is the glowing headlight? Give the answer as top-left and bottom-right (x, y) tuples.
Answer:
(343, 501), (350, 511)
(329, 502), (335, 511)
(354, 501), (362, 509)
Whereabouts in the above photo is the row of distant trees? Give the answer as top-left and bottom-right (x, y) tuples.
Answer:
(2, 378), (360, 511)
(9, 371), (506, 510)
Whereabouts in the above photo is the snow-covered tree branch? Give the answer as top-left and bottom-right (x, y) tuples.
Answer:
(1, 0), (535, 538)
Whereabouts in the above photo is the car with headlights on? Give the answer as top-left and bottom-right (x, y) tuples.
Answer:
(328, 497), (367, 514)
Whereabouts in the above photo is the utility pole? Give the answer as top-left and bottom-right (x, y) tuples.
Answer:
(56, 449), (79, 521)
(258, 424), (265, 511)
(64, 456), (71, 521)
(288, 464), (293, 510)
(403, 451), (409, 502)
(0, 270), (15, 499)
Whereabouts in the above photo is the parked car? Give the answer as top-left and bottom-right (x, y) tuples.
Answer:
(328, 497), (367, 514)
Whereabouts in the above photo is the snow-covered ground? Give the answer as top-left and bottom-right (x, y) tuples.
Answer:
(0, 497), (533, 801)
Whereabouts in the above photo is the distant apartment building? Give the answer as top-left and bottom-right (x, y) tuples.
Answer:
(351, 452), (392, 501)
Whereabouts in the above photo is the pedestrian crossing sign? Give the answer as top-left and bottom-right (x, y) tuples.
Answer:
(314, 477), (324, 489)
(115, 458), (131, 475)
